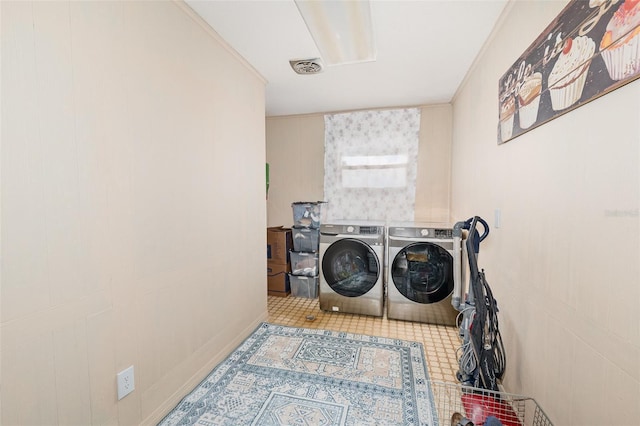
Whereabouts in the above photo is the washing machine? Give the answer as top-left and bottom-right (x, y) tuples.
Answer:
(386, 223), (462, 326)
(319, 221), (385, 317)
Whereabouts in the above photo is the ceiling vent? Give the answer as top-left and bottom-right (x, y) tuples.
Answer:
(289, 58), (323, 75)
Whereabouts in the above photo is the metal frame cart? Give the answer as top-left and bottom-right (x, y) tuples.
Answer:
(429, 380), (553, 426)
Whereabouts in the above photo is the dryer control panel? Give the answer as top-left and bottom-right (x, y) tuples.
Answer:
(389, 226), (453, 239)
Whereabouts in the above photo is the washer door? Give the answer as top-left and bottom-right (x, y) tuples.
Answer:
(321, 238), (380, 297)
(391, 242), (453, 304)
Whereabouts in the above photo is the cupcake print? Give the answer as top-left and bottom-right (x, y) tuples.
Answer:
(599, 0), (640, 81)
(517, 72), (542, 129)
(548, 36), (595, 111)
(499, 95), (515, 141)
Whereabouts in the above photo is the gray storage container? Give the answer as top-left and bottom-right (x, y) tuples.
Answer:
(292, 201), (324, 229)
(290, 251), (319, 277)
(289, 274), (318, 299)
(292, 227), (320, 252)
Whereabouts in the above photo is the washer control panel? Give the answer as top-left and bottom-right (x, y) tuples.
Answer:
(321, 223), (384, 235)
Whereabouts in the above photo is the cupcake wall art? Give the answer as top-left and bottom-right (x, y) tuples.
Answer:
(498, 0), (640, 145)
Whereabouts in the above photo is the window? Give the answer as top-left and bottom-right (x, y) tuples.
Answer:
(324, 108), (421, 222)
(341, 154), (409, 188)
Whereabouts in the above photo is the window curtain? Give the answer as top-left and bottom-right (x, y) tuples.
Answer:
(324, 108), (421, 222)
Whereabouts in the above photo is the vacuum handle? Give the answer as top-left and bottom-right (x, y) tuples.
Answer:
(474, 216), (490, 243)
(466, 216), (486, 282)
(465, 216), (489, 254)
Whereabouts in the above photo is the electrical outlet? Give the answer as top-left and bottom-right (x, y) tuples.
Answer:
(117, 365), (135, 400)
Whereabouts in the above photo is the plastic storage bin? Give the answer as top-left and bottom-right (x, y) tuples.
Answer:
(289, 275), (318, 298)
(290, 251), (319, 277)
(292, 202), (324, 229)
(292, 227), (320, 252)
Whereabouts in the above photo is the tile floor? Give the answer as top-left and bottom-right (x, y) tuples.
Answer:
(267, 295), (461, 383)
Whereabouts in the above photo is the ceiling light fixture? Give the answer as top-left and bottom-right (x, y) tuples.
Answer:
(294, 0), (376, 67)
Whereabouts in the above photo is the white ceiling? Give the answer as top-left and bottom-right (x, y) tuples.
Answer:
(185, 0), (509, 117)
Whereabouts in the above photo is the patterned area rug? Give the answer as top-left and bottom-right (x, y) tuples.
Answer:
(159, 322), (436, 425)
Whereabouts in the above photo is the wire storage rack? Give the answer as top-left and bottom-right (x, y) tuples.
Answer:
(428, 380), (553, 426)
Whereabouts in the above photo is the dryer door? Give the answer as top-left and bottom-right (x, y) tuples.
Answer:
(321, 238), (380, 297)
(391, 242), (454, 303)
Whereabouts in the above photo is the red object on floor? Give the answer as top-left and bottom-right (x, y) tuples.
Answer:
(461, 393), (522, 426)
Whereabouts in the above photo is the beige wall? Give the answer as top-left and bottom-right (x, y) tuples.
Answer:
(266, 114), (326, 227)
(266, 104), (453, 227)
(451, 1), (640, 425)
(1, 1), (267, 425)
(415, 105), (452, 223)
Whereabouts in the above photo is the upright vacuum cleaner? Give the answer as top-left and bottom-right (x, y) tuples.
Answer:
(453, 216), (506, 391)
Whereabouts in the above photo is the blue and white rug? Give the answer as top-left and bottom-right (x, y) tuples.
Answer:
(159, 322), (436, 425)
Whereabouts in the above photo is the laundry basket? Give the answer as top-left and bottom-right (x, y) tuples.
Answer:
(428, 380), (553, 426)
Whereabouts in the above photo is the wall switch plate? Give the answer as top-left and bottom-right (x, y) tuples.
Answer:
(117, 365), (135, 400)
(494, 208), (502, 229)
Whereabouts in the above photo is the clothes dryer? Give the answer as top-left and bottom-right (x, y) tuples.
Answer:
(386, 223), (462, 326)
(319, 222), (385, 317)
